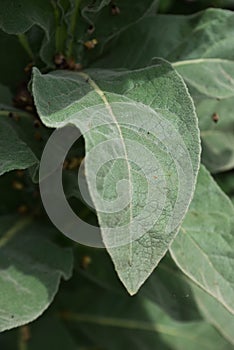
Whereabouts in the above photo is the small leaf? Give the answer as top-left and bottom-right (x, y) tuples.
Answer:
(0, 117), (38, 176)
(170, 165), (234, 314)
(0, 216), (73, 332)
(32, 61), (200, 294)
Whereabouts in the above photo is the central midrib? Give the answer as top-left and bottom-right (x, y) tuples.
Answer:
(78, 72), (134, 264)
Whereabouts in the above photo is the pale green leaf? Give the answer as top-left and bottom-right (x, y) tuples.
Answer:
(0, 216), (73, 332)
(170, 165), (234, 314)
(32, 61), (200, 294)
(191, 283), (234, 345)
(173, 59), (234, 173)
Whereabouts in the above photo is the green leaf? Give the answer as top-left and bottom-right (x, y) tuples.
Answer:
(26, 314), (81, 350)
(0, 0), (159, 68)
(92, 9), (234, 68)
(0, 83), (13, 107)
(55, 272), (231, 350)
(76, 247), (202, 321)
(0, 314), (82, 350)
(173, 59), (234, 99)
(170, 165), (234, 314)
(92, 9), (234, 173)
(0, 0), (56, 67)
(0, 116), (38, 176)
(191, 283), (234, 345)
(78, 0), (159, 66)
(0, 30), (29, 89)
(173, 59), (234, 173)
(0, 216), (73, 332)
(214, 170), (234, 197)
(32, 60), (200, 295)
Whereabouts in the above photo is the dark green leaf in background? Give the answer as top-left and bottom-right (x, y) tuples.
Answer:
(92, 9), (234, 173)
(0, 216), (73, 332)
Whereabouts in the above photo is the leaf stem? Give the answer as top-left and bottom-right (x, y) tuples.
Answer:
(17, 34), (34, 60)
(51, 0), (67, 53)
(59, 311), (193, 338)
(0, 217), (32, 249)
(66, 0), (80, 58)
(0, 110), (32, 118)
(18, 326), (30, 350)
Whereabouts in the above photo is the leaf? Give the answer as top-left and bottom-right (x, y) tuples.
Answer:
(0, 83), (13, 108)
(173, 59), (234, 173)
(0, 0), (56, 67)
(92, 9), (234, 68)
(26, 314), (83, 350)
(0, 0), (159, 68)
(139, 255), (202, 322)
(0, 216), (73, 332)
(92, 9), (234, 172)
(76, 247), (202, 321)
(32, 60), (200, 295)
(78, 0), (159, 66)
(170, 165), (234, 314)
(214, 170), (234, 197)
(0, 314), (81, 350)
(55, 272), (231, 350)
(0, 29), (29, 89)
(0, 117), (38, 176)
(191, 283), (234, 345)
(173, 59), (234, 99)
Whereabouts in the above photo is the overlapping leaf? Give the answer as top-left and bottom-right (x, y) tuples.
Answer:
(32, 60), (200, 294)
(54, 272), (231, 350)
(92, 9), (234, 172)
(0, 117), (37, 176)
(191, 283), (234, 345)
(0, 215), (73, 332)
(0, 0), (56, 66)
(170, 165), (234, 314)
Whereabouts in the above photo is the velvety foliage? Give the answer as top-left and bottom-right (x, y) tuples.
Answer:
(0, 0), (233, 348)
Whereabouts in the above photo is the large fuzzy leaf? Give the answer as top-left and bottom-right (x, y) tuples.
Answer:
(170, 165), (234, 314)
(32, 60), (200, 294)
